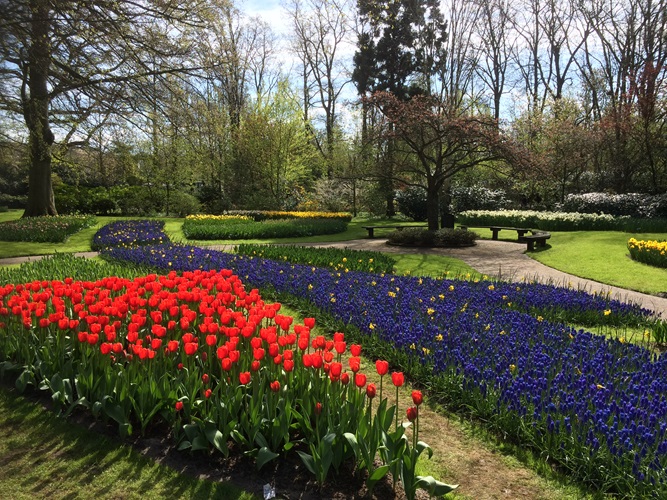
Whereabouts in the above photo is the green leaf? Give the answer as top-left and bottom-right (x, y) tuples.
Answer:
(254, 432), (269, 449)
(343, 432), (361, 460)
(204, 422), (228, 455)
(416, 441), (433, 459)
(296, 451), (316, 476)
(256, 447), (279, 470)
(191, 435), (209, 452)
(415, 475), (458, 496)
(103, 402), (128, 425)
(118, 422), (132, 439)
(177, 440), (192, 451)
(16, 369), (33, 393)
(183, 423), (201, 442)
(366, 464), (390, 492)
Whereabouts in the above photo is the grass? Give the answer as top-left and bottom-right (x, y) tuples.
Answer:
(392, 253), (481, 279)
(1, 209), (663, 294)
(0, 229), (650, 499)
(528, 231), (667, 295)
(0, 388), (255, 500)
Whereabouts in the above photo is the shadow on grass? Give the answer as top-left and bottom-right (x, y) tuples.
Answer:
(0, 387), (254, 500)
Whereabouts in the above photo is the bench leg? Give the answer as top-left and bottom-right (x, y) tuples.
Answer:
(368, 229), (374, 238)
(491, 229), (499, 240)
(526, 240), (535, 251)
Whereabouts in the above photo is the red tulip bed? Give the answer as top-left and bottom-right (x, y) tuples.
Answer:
(0, 267), (455, 498)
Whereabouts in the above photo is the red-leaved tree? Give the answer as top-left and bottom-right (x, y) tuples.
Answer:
(367, 91), (534, 230)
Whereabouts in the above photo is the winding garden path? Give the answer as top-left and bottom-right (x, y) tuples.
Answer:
(300, 238), (667, 319)
(2, 239), (666, 318)
(1, 240), (666, 498)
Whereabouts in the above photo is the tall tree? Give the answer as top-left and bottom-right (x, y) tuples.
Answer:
(286, 0), (353, 180)
(473, 0), (515, 121)
(353, 0), (447, 215)
(369, 91), (531, 230)
(0, 0), (210, 216)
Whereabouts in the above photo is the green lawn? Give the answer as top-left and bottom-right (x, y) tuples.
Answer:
(2, 211), (666, 295)
(0, 388), (254, 500)
(528, 231), (667, 295)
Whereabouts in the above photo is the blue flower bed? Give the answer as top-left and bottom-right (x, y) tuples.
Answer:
(91, 220), (168, 250)
(101, 238), (665, 495)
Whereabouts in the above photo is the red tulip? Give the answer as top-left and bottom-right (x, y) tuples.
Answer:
(334, 341), (346, 354)
(350, 344), (362, 356)
(283, 359), (294, 372)
(202, 373), (209, 384)
(184, 342), (198, 356)
(412, 390), (423, 406)
(366, 383), (377, 399)
(304, 317), (315, 329)
(348, 356), (361, 373)
(375, 359), (389, 376)
(239, 371), (251, 385)
(270, 380), (280, 392)
(341, 372), (350, 385)
(406, 406), (418, 422)
(204, 389), (212, 399)
(251, 360), (260, 371)
(314, 402), (323, 416)
(221, 358), (232, 371)
(355, 373), (367, 388)
(175, 401), (184, 411)
(391, 372), (404, 387)
(330, 362), (342, 378)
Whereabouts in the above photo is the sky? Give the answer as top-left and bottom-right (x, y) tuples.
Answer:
(240, 0), (291, 35)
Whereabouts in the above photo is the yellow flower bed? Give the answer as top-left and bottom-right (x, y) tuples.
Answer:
(627, 238), (667, 268)
(186, 214), (252, 222)
(261, 211), (351, 220)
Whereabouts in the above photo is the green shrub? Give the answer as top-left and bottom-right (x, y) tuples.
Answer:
(55, 185), (118, 215)
(387, 227), (476, 247)
(0, 215), (97, 243)
(395, 186), (428, 221)
(183, 217), (348, 240)
(0, 193), (27, 209)
(434, 228), (478, 247)
(458, 209), (667, 232)
(451, 186), (512, 212)
(0, 206), (7, 213)
(167, 191), (201, 217)
(235, 244), (396, 274)
(561, 192), (667, 218)
(112, 186), (161, 216)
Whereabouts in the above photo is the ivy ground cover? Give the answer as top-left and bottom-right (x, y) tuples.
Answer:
(102, 240), (666, 497)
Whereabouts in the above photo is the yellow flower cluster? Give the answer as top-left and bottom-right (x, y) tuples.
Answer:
(628, 238), (667, 254)
(628, 237), (667, 268)
(261, 210), (351, 220)
(186, 214), (252, 222)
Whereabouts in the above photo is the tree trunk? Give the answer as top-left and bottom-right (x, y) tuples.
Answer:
(23, 0), (57, 217)
(426, 181), (439, 231)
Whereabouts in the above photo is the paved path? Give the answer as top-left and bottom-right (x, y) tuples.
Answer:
(1, 240), (666, 318)
(285, 239), (667, 319)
